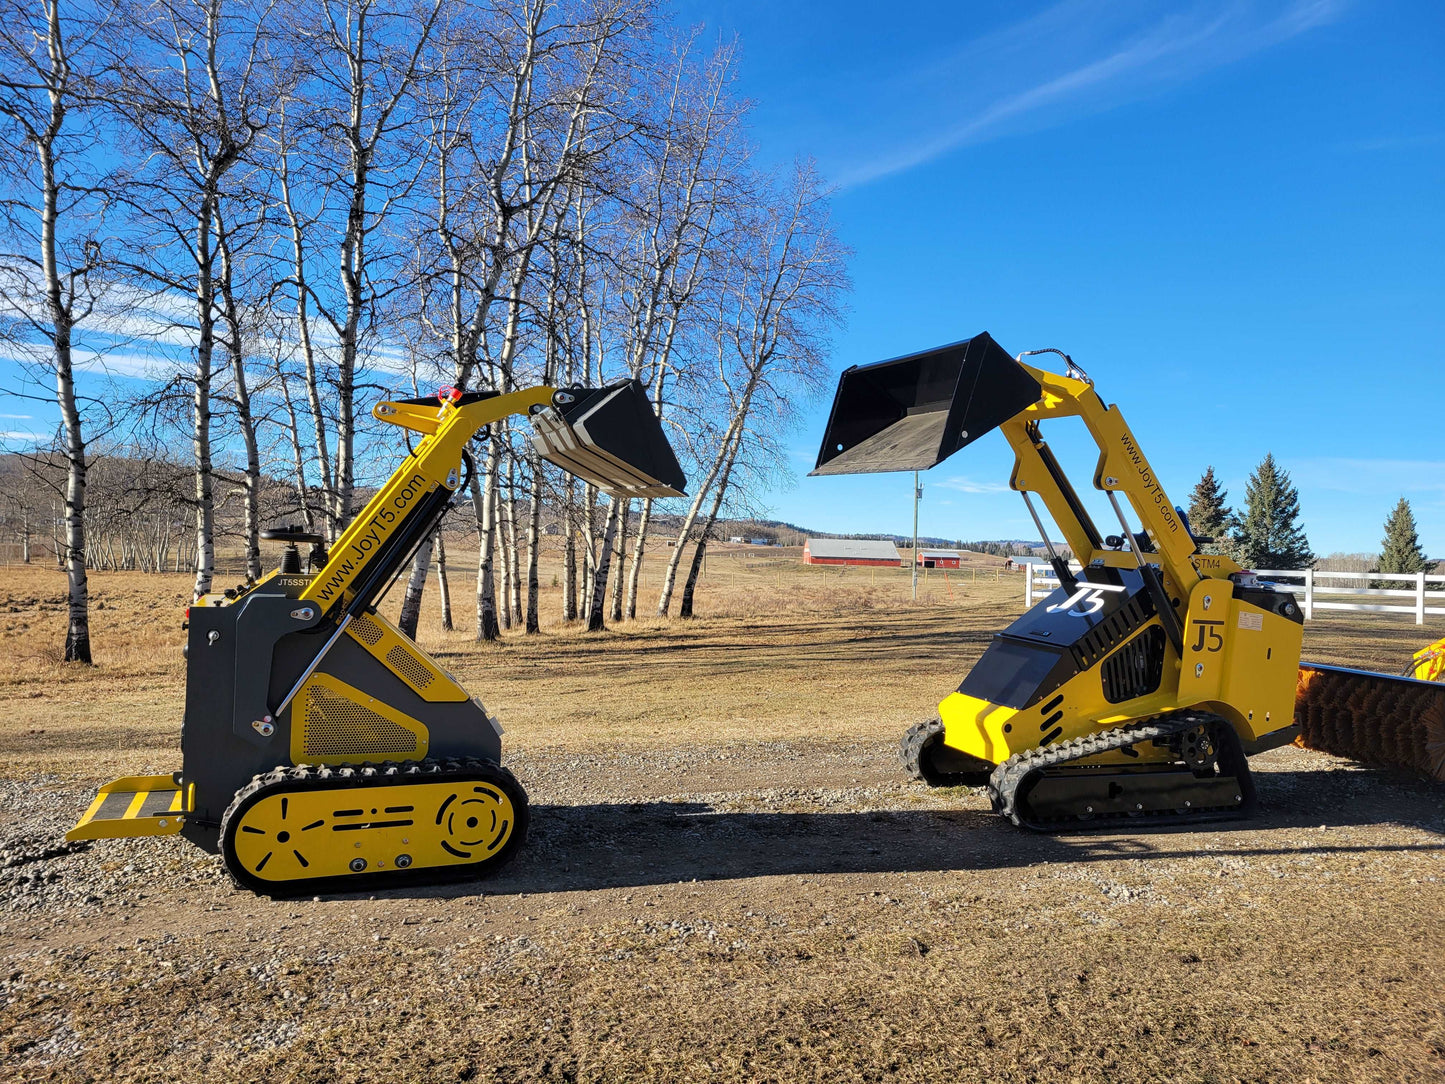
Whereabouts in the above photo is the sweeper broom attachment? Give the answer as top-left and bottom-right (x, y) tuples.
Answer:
(1295, 661), (1445, 782)
(67, 379), (685, 895)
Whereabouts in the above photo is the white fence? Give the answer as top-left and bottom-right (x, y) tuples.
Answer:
(1025, 564), (1445, 624)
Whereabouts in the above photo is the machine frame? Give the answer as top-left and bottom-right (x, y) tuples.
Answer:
(813, 333), (1304, 828)
(68, 380), (685, 891)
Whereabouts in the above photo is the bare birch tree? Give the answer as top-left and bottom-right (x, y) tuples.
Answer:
(0, 0), (119, 661)
(412, 0), (655, 638)
(657, 163), (847, 616)
(214, 201), (272, 580)
(108, 0), (275, 597)
(269, 0), (442, 539)
(617, 34), (744, 620)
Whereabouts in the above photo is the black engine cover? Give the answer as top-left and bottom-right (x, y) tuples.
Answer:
(960, 568), (1159, 709)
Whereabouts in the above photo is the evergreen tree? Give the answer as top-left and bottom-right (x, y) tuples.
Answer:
(1236, 453), (1314, 569)
(1378, 497), (1428, 575)
(1186, 466), (1236, 556)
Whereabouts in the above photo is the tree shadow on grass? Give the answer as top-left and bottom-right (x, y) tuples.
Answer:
(373, 767), (1444, 900)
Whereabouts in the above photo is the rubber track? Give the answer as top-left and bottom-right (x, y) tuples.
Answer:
(900, 718), (993, 787)
(219, 757), (528, 897)
(987, 710), (1254, 832)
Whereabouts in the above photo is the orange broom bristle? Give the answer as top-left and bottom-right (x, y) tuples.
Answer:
(1425, 698), (1445, 781)
(1295, 665), (1445, 783)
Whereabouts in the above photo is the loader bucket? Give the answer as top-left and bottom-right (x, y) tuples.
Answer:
(530, 378), (687, 498)
(810, 332), (1042, 475)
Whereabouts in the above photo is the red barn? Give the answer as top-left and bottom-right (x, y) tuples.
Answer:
(802, 538), (901, 567)
(918, 549), (963, 569)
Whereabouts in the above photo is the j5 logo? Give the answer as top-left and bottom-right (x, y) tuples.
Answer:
(1190, 620), (1225, 653)
(1046, 582), (1127, 617)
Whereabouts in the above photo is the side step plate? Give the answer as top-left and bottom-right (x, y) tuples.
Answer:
(66, 773), (191, 841)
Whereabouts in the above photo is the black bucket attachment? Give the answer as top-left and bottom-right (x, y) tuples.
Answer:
(530, 378), (687, 498)
(811, 332), (1041, 475)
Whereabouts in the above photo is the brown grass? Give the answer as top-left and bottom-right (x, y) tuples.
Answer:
(0, 552), (1025, 777)
(2, 555), (1444, 1083)
(0, 549), (1428, 777)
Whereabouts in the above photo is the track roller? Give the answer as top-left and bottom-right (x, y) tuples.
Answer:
(900, 717), (994, 787)
(988, 711), (1256, 831)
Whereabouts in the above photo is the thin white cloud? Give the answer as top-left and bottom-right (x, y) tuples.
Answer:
(1291, 457), (1445, 495)
(0, 413), (32, 419)
(935, 475), (1014, 495)
(836, 0), (1348, 187)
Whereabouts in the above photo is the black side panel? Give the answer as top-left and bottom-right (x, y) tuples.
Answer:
(182, 602), (502, 846)
(811, 332), (1042, 475)
(180, 601), (312, 847)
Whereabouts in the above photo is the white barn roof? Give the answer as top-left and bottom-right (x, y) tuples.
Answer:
(806, 537), (900, 560)
(919, 549), (962, 559)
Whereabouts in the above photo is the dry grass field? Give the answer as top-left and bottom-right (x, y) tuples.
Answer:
(2, 549), (1443, 1083)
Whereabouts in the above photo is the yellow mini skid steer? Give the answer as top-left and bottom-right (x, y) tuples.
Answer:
(814, 333), (1442, 829)
(68, 380), (685, 894)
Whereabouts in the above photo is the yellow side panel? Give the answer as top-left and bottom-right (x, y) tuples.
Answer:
(939, 677), (1181, 767)
(228, 776), (519, 884)
(290, 672), (429, 766)
(938, 691), (1022, 764)
(66, 774), (191, 842)
(1177, 578), (1302, 739)
(346, 611), (468, 703)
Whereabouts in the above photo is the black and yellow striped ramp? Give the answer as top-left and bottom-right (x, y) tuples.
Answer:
(66, 774), (191, 841)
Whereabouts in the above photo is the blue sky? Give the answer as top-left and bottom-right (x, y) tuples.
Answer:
(678, 0), (1444, 555)
(2, 0), (1439, 558)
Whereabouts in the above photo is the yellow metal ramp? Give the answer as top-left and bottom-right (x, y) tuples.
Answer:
(67, 774), (191, 842)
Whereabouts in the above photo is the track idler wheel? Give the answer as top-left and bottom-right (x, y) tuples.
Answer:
(900, 717), (994, 787)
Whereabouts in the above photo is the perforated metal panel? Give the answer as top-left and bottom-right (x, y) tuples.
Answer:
(343, 610), (466, 703)
(386, 644), (434, 689)
(350, 614), (384, 645)
(296, 674), (426, 762)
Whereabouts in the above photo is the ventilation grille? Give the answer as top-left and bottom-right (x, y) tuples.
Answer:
(1100, 625), (1168, 704)
(387, 644), (435, 689)
(1071, 592), (1156, 669)
(350, 615), (384, 645)
(302, 684), (420, 757)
